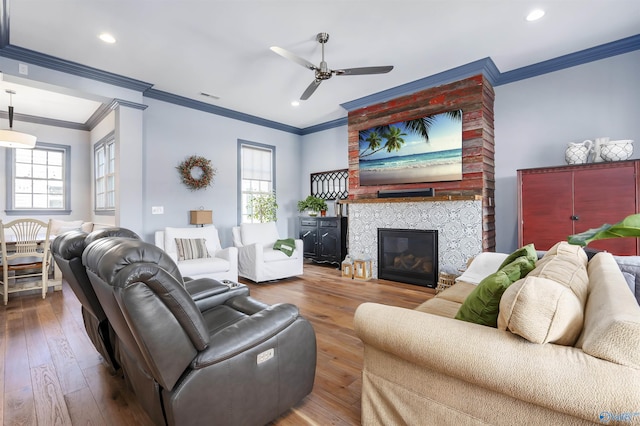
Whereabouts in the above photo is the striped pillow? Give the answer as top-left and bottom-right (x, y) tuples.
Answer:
(175, 238), (211, 261)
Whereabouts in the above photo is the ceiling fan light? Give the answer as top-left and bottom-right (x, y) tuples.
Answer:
(0, 129), (37, 148)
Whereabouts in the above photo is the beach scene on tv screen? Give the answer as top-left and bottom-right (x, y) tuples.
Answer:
(358, 110), (463, 186)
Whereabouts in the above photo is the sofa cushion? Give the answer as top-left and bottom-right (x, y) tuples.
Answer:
(578, 252), (640, 368)
(177, 257), (231, 276)
(497, 241), (588, 346)
(455, 255), (536, 327)
(498, 276), (584, 345)
(436, 282), (476, 304)
(454, 252), (509, 285)
(240, 222), (280, 246)
(175, 238), (211, 261)
(529, 241), (589, 304)
(415, 297), (462, 318)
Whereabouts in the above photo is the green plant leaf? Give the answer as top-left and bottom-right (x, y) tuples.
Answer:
(567, 213), (640, 246)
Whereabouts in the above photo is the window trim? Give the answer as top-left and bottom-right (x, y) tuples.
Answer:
(93, 131), (116, 215)
(5, 142), (72, 216)
(237, 139), (276, 225)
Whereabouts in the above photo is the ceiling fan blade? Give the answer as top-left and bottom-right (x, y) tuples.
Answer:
(301, 79), (322, 100)
(334, 65), (394, 76)
(270, 46), (317, 71)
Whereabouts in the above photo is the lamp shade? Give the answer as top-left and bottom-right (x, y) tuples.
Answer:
(0, 128), (37, 148)
(190, 210), (213, 225)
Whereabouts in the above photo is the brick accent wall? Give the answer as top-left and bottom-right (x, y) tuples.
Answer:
(347, 74), (496, 250)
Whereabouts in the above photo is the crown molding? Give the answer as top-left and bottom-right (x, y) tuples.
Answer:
(84, 98), (148, 130)
(300, 117), (348, 135)
(496, 33), (640, 85)
(144, 88), (303, 135)
(0, 45), (153, 92)
(0, 110), (88, 130)
(341, 58), (499, 112)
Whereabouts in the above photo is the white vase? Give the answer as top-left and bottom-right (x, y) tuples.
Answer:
(592, 137), (609, 162)
(565, 140), (593, 165)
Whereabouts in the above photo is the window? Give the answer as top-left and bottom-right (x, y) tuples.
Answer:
(238, 140), (275, 223)
(94, 132), (116, 212)
(6, 142), (71, 215)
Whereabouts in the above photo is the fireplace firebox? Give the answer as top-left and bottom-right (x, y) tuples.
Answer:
(378, 228), (438, 288)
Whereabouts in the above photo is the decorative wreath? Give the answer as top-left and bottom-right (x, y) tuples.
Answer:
(177, 155), (216, 191)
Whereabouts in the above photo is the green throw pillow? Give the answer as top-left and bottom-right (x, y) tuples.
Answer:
(455, 255), (536, 327)
(498, 243), (537, 270)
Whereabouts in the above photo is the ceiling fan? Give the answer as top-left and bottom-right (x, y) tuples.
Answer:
(270, 32), (394, 100)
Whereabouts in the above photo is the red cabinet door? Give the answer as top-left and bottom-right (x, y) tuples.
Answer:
(573, 164), (637, 255)
(520, 170), (573, 251)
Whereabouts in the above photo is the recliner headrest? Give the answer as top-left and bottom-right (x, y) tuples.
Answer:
(51, 230), (88, 260)
(84, 227), (140, 246)
(83, 238), (183, 284)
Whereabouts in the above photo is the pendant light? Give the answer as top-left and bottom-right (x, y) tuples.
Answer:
(0, 89), (37, 148)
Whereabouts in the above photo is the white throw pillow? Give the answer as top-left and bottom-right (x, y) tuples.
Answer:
(455, 252), (509, 285)
(164, 226), (221, 258)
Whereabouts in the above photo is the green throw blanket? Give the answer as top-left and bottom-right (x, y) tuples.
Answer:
(273, 238), (296, 257)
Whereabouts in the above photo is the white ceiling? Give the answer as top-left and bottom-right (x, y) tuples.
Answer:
(4, 0), (640, 129)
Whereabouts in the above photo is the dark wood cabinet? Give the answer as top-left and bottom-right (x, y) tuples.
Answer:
(518, 160), (639, 255)
(299, 217), (348, 265)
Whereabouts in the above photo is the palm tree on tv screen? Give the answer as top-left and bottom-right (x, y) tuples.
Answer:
(358, 109), (462, 158)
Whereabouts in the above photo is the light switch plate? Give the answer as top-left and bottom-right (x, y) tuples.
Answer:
(151, 206), (164, 214)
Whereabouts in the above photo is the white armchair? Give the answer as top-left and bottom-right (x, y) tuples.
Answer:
(231, 222), (303, 283)
(155, 226), (238, 282)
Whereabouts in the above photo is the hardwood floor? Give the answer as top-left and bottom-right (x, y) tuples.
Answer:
(0, 261), (434, 425)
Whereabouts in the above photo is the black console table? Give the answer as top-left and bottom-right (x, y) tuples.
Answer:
(299, 217), (348, 265)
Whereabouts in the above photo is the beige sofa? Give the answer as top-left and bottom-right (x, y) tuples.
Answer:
(355, 243), (640, 425)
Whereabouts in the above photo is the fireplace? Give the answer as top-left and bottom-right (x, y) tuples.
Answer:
(378, 228), (438, 288)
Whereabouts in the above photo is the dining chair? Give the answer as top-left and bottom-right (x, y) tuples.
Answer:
(0, 218), (52, 305)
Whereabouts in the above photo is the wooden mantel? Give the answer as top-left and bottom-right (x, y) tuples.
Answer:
(338, 195), (482, 204)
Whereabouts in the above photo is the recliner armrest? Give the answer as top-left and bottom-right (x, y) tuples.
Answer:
(185, 278), (249, 311)
(193, 303), (300, 367)
(225, 295), (270, 315)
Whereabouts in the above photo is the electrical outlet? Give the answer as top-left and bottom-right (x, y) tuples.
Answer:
(18, 63), (28, 75)
(151, 206), (164, 215)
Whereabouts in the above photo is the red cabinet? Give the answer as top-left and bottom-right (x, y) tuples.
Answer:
(518, 161), (639, 255)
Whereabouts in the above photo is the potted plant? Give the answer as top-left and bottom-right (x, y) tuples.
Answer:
(297, 195), (328, 217)
(248, 192), (278, 223)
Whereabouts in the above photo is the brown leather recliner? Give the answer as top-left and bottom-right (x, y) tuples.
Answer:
(82, 237), (317, 426)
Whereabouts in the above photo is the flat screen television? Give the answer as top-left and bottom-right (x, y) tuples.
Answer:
(358, 109), (463, 186)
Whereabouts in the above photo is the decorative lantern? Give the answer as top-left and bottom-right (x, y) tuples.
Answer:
(353, 256), (372, 281)
(341, 255), (354, 278)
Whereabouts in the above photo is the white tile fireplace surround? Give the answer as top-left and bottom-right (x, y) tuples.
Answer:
(347, 199), (483, 279)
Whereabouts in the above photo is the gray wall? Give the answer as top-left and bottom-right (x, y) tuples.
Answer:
(494, 50), (640, 252)
(299, 125), (349, 215)
(142, 98), (303, 247)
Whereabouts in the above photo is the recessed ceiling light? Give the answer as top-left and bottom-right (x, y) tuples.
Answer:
(291, 101), (300, 107)
(98, 33), (116, 44)
(526, 9), (545, 21)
